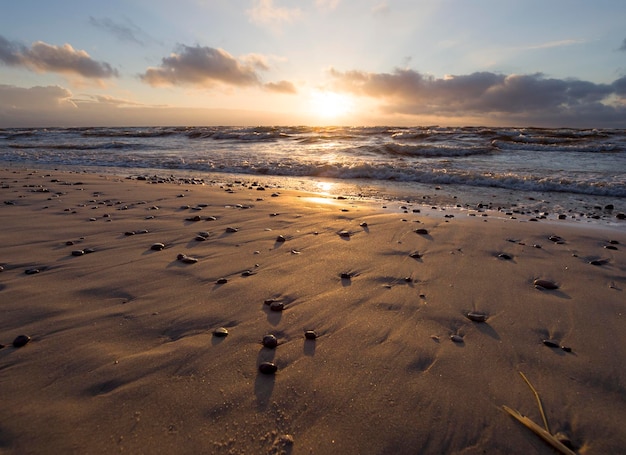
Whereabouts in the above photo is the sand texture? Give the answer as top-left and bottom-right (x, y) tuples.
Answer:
(1, 169), (625, 454)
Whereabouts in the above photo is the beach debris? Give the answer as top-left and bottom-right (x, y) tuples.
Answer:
(304, 330), (318, 340)
(258, 362), (278, 375)
(177, 253), (198, 264)
(262, 334), (278, 349)
(12, 334), (31, 348)
(502, 372), (577, 455)
(533, 279), (559, 290)
(151, 242), (165, 251)
(466, 312), (488, 322)
(213, 327), (229, 337)
(414, 228), (429, 235)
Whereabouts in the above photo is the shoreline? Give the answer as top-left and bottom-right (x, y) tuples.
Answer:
(1, 167), (625, 454)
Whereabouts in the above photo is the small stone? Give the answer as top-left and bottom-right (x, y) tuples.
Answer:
(151, 243), (165, 251)
(414, 228), (429, 235)
(197, 231), (210, 238)
(84, 248), (96, 254)
(589, 259), (608, 266)
(276, 235), (286, 242)
(466, 312), (488, 322)
(216, 278), (228, 284)
(25, 268), (40, 275)
(609, 240), (620, 244)
(450, 334), (464, 343)
(604, 245), (618, 250)
(71, 250), (85, 256)
(12, 334), (31, 348)
(66, 240), (75, 246)
(533, 279), (559, 290)
(338, 231), (351, 238)
(497, 253), (512, 260)
(241, 270), (255, 277)
(304, 330), (317, 340)
(542, 339), (560, 348)
(360, 222), (368, 227)
(258, 362), (277, 374)
(262, 334), (278, 349)
(213, 327), (228, 337)
(269, 301), (285, 312)
(340, 272), (351, 280)
(177, 254), (198, 264)
(548, 235), (564, 243)
(186, 215), (202, 222)
(195, 235), (207, 241)
(409, 252), (422, 259)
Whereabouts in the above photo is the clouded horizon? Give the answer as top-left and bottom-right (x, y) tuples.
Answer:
(1, 1), (625, 128)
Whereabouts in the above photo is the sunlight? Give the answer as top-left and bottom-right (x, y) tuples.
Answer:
(309, 90), (353, 119)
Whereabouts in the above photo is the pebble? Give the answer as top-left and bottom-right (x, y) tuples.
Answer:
(466, 312), (488, 322)
(213, 327), (229, 337)
(340, 272), (352, 280)
(177, 253), (198, 264)
(450, 334), (464, 343)
(71, 250), (85, 256)
(604, 245), (618, 250)
(197, 231), (210, 239)
(12, 334), (31, 348)
(258, 362), (278, 375)
(241, 270), (255, 277)
(276, 235), (286, 242)
(226, 227), (238, 233)
(186, 215), (202, 222)
(84, 247), (96, 254)
(533, 279), (559, 290)
(195, 235), (207, 241)
(216, 278), (228, 284)
(589, 259), (609, 266)
(497, 253), (512, 260)
(25, 268), (40, 275)
(414, 228), (429, 235)
(359, 222), (368, 227)
(542, 339), (560, 348)
(338, 231), (351, 238)
(304, 330), (318, 340)
(269, 301), (285, 312)
(262, 334), (278, 349)
(151, 243), (165, 251)
(409, 252), (422, 259)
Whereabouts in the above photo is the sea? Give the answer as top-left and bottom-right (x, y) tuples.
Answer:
(1, 125), (625, 222)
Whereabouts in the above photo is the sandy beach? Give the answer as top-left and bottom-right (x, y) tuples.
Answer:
(1, 168), (625, 454)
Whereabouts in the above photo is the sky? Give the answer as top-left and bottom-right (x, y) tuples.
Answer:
(1, 0), (625, 128)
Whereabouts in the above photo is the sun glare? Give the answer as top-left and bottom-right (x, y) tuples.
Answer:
(309, 90), (353, 119)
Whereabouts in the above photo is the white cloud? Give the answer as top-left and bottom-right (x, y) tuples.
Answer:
(246, 0), (302, 26)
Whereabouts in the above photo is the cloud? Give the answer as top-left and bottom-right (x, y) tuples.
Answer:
(329, 67), (625, 125)
(246, 0), (302, 26)
(140, 45), (262, 88)
(89, 16), (153, 46)
(0, 84), (75, 110)
(264, 80), (297, 93)
(316, 0), (340, 11)
(0, 34), (118, 79)
(619, 38), (626, 51)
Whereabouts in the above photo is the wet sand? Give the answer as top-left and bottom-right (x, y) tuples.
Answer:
(0, 168), (625, 454)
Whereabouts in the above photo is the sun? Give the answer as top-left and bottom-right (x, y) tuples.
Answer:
(309, 90), (353, 119)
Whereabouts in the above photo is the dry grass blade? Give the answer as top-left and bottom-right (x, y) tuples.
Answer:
(502, 405), (576, 455)
(519, 371), (550, 433)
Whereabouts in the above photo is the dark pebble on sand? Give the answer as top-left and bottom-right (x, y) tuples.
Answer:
(195, 235), (207, 241)
(259, 362), (278, 375)
(604, 245), (618, 250)
(409, 252), (422, 259)
(466, 312), (488, 322)
(338, 231), (351, 238)
(213, 327), (228, 337)
(340, 272), (352, 280)
(498, 253), (512, 260)
(561, 346), (572, 353)
(360, 222), (368, 227)
(542, 339), (560, 348)
(270, 301), (285, 312)
(616, 213), (626, 220)
(12, 334), (31, 348)
(84, 247), (96, 254)
(66, 240), (75, 246)
(216, 278), (228, 284)
(304, 330), (318, 340)
(241, 270), (255, 276)
(534, 279), (559, 290)
(276, 235), (286, 242)
(414, 228), (429, 235)
(262, 334), (278, 349)
(589, 259), (608, 266)
(608, 240), (619, 245)
(548, 235), (564, 243)
(186, 215), (202, 222)
(151, 243), (165, 251)
(25, 268), (40, 275)
(177, 254), (198, 264)
(71, 250), (85, 256)
(226, 226), (238, 233)
(450, 334), (464, 343)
